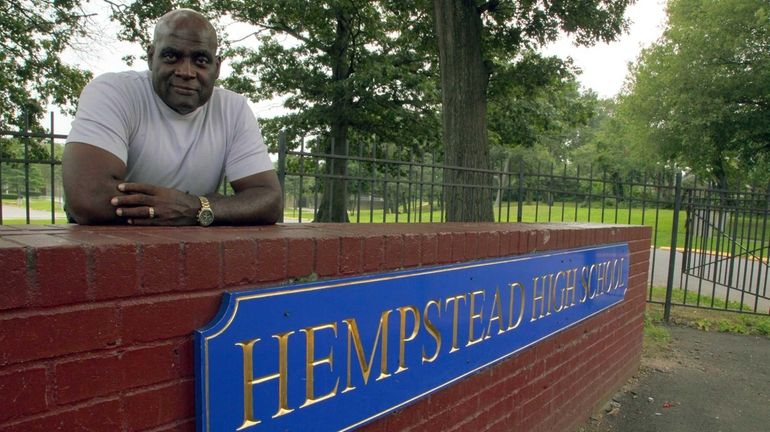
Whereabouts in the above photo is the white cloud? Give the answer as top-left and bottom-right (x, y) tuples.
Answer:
(543, 0), (667, 98)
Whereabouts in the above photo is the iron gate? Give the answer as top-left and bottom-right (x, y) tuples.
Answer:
(678, 186), (770, 315)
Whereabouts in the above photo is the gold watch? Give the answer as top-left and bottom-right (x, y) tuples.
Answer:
(196, 196), (214, 226)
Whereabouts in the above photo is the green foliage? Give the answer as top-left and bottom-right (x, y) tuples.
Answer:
(488, 53), (597, 154)
(0, 0), (93, 130)
(620, 0), (770, 188)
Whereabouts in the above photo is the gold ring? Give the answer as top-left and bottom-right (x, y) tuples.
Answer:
(148, 206), (156, 219)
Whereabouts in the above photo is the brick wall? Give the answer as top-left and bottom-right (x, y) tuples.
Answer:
(0, 223), (650, 432)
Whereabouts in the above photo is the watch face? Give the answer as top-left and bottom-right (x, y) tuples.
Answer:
(198, 209), (215, 226)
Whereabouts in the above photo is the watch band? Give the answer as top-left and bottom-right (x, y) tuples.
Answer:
(196, 196), (214, 226)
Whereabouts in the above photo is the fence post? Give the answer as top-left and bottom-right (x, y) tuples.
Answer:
(23, 112), (31, 223)
(277, 131), (287, 223)
(517, 159), (524, 223)
(664, 171), (683, 322)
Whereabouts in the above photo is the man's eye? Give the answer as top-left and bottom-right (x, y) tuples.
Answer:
(196, 57), (211, 66)
(163, 54), (177, 62)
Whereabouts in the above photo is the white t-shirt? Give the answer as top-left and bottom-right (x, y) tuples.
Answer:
(67, 71), (273, 196)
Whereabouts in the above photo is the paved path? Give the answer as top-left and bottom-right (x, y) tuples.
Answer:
(1, 204), (60, 221)
(580, 325), (770, 432)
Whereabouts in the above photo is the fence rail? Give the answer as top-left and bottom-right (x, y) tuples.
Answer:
(2, 123), (769, 317)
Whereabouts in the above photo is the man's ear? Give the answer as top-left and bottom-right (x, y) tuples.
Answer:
(147, 45), (155, 70)
(214, 55), (222, 80)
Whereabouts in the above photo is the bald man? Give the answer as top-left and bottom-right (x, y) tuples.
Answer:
(63, 9), (281, 226)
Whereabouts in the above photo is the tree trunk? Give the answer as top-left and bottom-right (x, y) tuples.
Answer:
(315, 10), (353, 223)
(433, 0), (494, 222)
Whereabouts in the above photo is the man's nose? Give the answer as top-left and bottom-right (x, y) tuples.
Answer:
(175, 58), (195, 79)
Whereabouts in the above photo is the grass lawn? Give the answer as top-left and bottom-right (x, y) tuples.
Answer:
(646, 285), (770, 337)
(343, 202), (687, 248)
(2, 197), (64, 212)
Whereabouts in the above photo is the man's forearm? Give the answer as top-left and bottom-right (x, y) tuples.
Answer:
(64, 177), (127, 225)
(206, 185), (282, 225)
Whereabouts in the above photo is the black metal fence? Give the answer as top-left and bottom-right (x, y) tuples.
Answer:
(0, 113), (66, 224)
(2, 122), (769, 317)
(275, 134), (770, 317)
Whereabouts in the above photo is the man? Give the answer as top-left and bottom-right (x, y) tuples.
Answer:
(63, 9), (281, 226)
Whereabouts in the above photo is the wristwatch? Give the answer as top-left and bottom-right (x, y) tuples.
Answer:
(196, 196), (215, 226)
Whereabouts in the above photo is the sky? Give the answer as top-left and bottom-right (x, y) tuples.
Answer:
(58, 1), (668, 133)
(544, 0), (668, 98)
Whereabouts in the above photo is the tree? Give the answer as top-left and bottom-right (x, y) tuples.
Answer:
(431, 0), (631, 221)
(108, 0), (441, 222)
(621, 0), (770, 189)
(0, 0), (93, 131)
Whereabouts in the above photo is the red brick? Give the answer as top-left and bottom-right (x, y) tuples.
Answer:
(0, 243), (28, 310)
(55, 340), (189, 404)
(223, 239), (257, 286)
(124, 379), (195, 431)
(526, 230), (538, 253)
(339, 237), (363, 275)
(315, 237), (339, 276)
(464, 232), (480, 260)
(286, 238), (314, 278)
(256, 238), (287, 282)
(451, 232), (467, 262)
(476, 232), (491, 258)
(35, 245), (88, 307)
(121, 294), (220, 344)
(0, 398), (122, 432)
(403, 234), (421, 267)
(91, 243), (139, 300)
(420, 233), (438, 265)
(55, 354), (123, 404)
(436, 232), (453, 263)
(149, 418), (195, 432)
(501, 230), (521, 255)
(0, 366), (48, 422)
(0, 306), (119, 366)
(363, 236), (385, 272)
(384, 235), (404, 270)
(142, 242), (181, 293)
(182, 241), (221, 291)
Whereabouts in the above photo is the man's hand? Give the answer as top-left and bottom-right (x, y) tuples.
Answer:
(111, 183), (201, 225)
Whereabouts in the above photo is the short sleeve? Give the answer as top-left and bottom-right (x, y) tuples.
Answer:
(225, 97), (274, 182)
(66, 73), (133, 163)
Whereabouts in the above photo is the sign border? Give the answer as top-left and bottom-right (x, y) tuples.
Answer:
(195, 243), (629, 432)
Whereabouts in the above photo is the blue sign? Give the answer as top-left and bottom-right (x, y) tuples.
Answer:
(195, 244), (629, 432)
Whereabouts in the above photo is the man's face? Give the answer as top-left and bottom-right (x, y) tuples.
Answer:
(148, 20), (221, 115)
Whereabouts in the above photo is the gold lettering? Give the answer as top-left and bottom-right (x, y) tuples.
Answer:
(485, 287), (505, 339)
(422, 300), (442, 363)
(579, 266), (590, 302)
(563, 268), (578, 308)
(507, 282), (525, 330)
(531, 276), (546, 321)
(397, 306), (420, 374)
(595, 262), (606, 297)
(467, 290), (486, 347)
(445, 294), (467, 353)
(343, 310), (392, 393)
(235, 331), (294, 430)
(299, 323), (339, 409)
(551, 271), (565, 313)
(605, 260), (614, 292)
(615, 258), (625, 290)
(588, 264), (597, 299)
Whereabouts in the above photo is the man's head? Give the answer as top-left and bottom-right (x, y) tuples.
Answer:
(147, 9), (221, 115)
